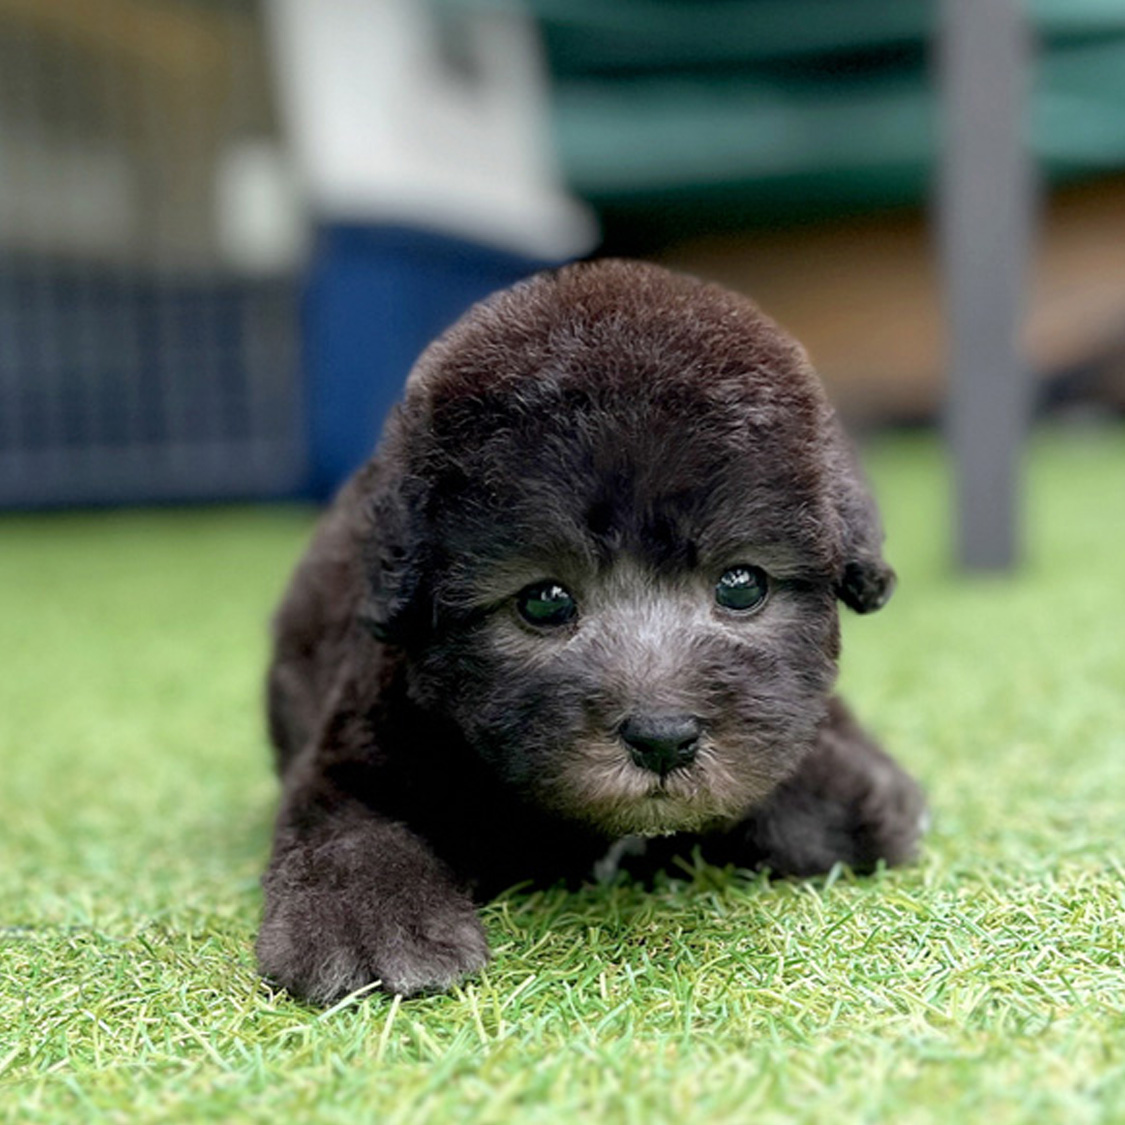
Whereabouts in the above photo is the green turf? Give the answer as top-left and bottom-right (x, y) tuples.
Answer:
(2, 429), (1124, 1124)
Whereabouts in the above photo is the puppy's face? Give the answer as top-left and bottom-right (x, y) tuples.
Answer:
(424, 559), (838, 838)
(363, 262), (893, 838)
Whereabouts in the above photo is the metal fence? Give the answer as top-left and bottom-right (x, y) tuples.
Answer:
(0, 0), (305, 506)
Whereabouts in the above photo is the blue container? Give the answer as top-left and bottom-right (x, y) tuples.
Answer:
(303, 224), (561, 500)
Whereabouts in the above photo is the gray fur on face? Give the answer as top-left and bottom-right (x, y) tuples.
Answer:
(449, 558), (837, 839)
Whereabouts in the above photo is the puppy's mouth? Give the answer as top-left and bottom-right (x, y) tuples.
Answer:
(628, 782), (678, 834)
(625, 769), (726, 834)
(641, 777), (687, 804)
(544, 734), (764, 839)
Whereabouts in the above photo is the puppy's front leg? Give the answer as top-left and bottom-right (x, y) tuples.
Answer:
(706, 698), (926, 877)
(257, 756), (488, 1004)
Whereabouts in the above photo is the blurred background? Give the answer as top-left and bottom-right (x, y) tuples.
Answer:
(1, 0), (1123, 545)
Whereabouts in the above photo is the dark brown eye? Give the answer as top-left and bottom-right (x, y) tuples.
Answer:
(517, 581), (578, 628)
(715, 566), (768, 613)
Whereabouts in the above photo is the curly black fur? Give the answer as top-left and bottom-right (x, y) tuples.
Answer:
(258, 260), (925, 1003)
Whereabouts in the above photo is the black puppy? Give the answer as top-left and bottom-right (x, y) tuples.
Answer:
(258, 260), (925, 1003)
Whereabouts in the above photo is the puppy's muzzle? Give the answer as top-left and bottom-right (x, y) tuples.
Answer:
(619, 713), (701, 776)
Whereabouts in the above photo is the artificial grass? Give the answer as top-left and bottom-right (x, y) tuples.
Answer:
(1, 429), (1124, 1124)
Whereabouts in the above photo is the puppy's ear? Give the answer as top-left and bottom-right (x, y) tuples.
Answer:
(355, 422), (431, 645)
(827, 417), (896, 614)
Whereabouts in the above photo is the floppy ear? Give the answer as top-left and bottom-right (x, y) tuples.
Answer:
(826, 416), (896, 614)
(354, 414), (432, 644)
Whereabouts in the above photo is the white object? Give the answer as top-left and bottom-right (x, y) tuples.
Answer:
(265, 0), (597, 260)
(214, 139), (310, 274)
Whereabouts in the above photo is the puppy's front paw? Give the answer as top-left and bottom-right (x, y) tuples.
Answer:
(257, 826), (489, 1003)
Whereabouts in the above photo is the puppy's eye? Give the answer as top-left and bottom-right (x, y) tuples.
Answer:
(715, 566), (769, 613)
(516, 581), (578, 628)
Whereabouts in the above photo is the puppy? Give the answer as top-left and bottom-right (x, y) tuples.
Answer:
(258, 260), (925, 1004)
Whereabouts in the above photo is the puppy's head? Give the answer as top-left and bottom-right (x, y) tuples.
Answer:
(361, 261), (893, 837)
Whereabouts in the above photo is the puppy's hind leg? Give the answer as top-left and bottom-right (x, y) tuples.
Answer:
(706, 698), (926, 877)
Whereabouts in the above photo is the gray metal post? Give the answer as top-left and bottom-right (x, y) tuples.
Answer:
(939, 0), (1036, 570)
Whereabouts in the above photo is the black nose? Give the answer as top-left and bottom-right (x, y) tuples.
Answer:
(619, 713), (701, 776)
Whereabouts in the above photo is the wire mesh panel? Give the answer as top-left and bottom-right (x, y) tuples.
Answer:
(0, 0), (306, 506)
